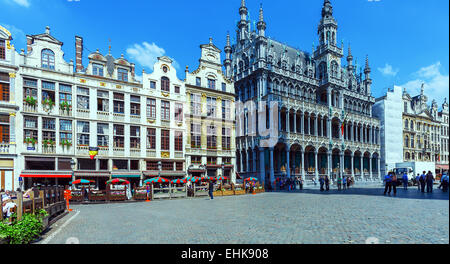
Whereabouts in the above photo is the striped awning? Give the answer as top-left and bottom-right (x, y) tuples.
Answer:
(111, 174), (141, 178)
(143, 171), (185, 177)
(436, 164), (449, 170)
(21, 174), (71, 178)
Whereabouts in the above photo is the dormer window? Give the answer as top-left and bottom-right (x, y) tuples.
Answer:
(0, 39), (5, 60)
(93, 63), (104, 77)
(41, 49), (55, 70)
(196, 77), (201, 87)
(207, 79), (216, 90)
(117, 68), (128, 82)
(161, 77), (170, 92)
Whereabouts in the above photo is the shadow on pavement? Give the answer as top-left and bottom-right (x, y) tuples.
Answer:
(268, 185), (450, 201)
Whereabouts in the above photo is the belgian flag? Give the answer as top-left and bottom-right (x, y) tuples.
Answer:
(341, 113), (349, 137)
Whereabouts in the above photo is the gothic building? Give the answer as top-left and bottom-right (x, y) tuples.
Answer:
(226, 0), (381, 187)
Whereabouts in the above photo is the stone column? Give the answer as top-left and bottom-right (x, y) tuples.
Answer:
(301, 113), (305, 135)
(293, 113), (297, 133)
(340, 153), (344, 177)
(327, 151), (332, 182)
(377, 157), (381, 181)
(327, 117), (332, 140)
(369, 155), (373, 181)
(240, 150), (244, 173)
(259, 148), (265, 185)
(286, 111), (290, 133)
(286, 149), (290, 179)
(278, 106), (282, 132)
(314, 115), (318, 136)
(9, 113), (16, 144)
(314, 150), (319, 181)
(350, 123), (354, 142)
(351, 153), (355, 178)
(360, 155), (364, 181)
(301, 149), (305, 180)
(269, 148), (275, 188)
(246, 150), (250, 175)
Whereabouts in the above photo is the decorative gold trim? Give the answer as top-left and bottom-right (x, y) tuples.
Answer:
(9, 113), (16, 117)
(147, 119), (156, 124)
(80, 79), (86, 83)
(177, 122), (183, 127)
(161, 92), (170, 97)
(116, 85), (122, 89)
(8, 72), (16, 78)
(100, 82), (106, 87)
(161, 152), (170, 158)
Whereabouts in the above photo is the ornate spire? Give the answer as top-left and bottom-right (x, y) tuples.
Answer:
(259, 3), (264, 21)
(364, 55), (371, 73)
(421, 83), (425, 95)
(322, 0), (333, 17)
(226, 32), (230, 47)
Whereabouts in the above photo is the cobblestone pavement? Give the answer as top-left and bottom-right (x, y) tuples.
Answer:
(38, 185), (449, 244)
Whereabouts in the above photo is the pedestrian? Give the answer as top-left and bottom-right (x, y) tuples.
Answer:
(426, 171), (434, 193)
(319, 176), (325, 192)
(347, 176), (351, 189)
(337, 174), (342, 191)
(299, 176), (304, 190)
(208, 180), (214, 200)
(419, 171), (426, 193)
(383, 172), (392, 195)
(415, 174), (421, 191)
(391, 172), (397, 196)
(342, 176), (347, 190)
(325, 175), (330, 191)
(441, 172), (449, 193)
(402, 172), (408, 190)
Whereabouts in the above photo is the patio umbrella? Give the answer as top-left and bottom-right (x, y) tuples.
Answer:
(216, 176), (228, 181)
(70, 179), (94, 185)
(144, 177), (169, 184)
(189, 176), (202, 183)
(106, 178), (130, 185)
(201, 176), (216, 181)
(170, 178), (187, 184)
(244, 177), (258, 182)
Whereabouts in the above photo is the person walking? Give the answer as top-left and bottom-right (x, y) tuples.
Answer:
(299, 176), (304, 190)
(347, 176), (352, 189)
(415, 174), (421, 191)
(208, 180), (214, 200)
(391, 172), (397, 196)
(325, 175), (330, 191)
(426, 171), (434, 193)
(402, 172), (409, 190)
(383, 172), (392, 195)
(441, 172), (449, 193)
(319, 176), (325, 192)
(337, 174), (342, 191)
(419, 171), (426, 193)
(342, 176), (347, 190)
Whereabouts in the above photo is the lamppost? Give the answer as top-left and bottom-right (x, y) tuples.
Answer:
(157, 161), (162, 178)
(70, 159), (76, 183)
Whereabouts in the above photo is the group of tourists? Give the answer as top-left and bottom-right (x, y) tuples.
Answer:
(278, 177), (304, 191)
(384, 170), (449, 195)
(319, 175), (354, 192)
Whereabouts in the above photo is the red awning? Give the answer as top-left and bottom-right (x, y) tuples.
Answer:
(21, 174), (71, 178)
(436, 164), (449, 170)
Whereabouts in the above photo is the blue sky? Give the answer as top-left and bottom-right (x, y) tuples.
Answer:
(1, 0), (449, 105)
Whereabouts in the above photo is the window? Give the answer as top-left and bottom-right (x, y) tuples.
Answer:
(24, 116), (38, 143)
(207, 125), (217, 149)
(59, 84), (72, 105)
(0, 40), (5, 60)
(42, 118), (56, 144)
(130, 126), (140, 149)
(191, 156), (201, 165)
(97, 90), (109, 112)
(97, 123), (109, 147)
(117, 68), (128, 82)
(77, 87), (90, 110)
(130, 95), (140, 116)
(161, 130), (170, 150)
(191, 123), (201, 148)
(222, 82), (226, 92)
(77, 121), (90, 145)
(162, 162), (173, 171)
(176, 162), (183, 171)
(42, 118), (56, 130)
(41, 49), (55, 70)
(207, 97), (217, 117)
(208, 79), (216, 89)
(222, 100), (230, 119)
(175, 103), (183, 122)
(0, 114), (9, 143)
(161, 100), (170, 120)
(147, 128), (156, 150)
(196, 77), (201, 87)
(150, 81), (156, 89)
(146, 161), (158, 171)
(174, 86), (180, 94)
(0, 72), (9, 102)
(174, 131), (183, 151)
(161, 77), (170, 92)
(60, 119), (72, 144)
(113, 160), (128, 170)
(207, 157), (217, 165)
(146, 98), (156, 119)
(23, 78), (38, 102)
(42, 81), (55, 105)
(222, 127), (231, 150)
(93, 63), (104, 77)
(113, 124), (125, 148)
(404, 120), (408, 129)
(190, 94), (201, 116)
(113, 93), (124, 114)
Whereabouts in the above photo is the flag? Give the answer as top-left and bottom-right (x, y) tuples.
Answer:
(341, 113), (349, 137)
(89, 147), (99, 160)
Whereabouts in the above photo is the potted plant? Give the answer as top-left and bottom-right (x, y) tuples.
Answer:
(42, 98), (55, 112)
(24, 137), (37, 147)
(25, 96), (37, 106)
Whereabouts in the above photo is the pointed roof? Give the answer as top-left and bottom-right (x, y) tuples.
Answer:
(28, 26), (63, 45)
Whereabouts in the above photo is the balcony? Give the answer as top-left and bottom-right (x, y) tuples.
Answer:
(23, 103), (38, 113)
(113, 147), (125, 156)
(0, 143), (15, 154)
(146, 149), (156, 157)
(161, 120), (170, 127)
(130, 115), (141, 123)
(76, 109), (90, 119)
(113, 113), (125, 122)
(174, 151), (184, 159)
(42, 145), (56, 154)
(76, 146), (89, 155)
(130, 148), (141, 157)
(59, 109), (72, 117)
(97, 111), (110, 121)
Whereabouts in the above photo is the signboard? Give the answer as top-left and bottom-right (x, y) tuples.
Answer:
(27, 147), (35, 150)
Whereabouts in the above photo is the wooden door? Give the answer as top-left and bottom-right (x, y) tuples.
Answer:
(1, 170), (5, 190)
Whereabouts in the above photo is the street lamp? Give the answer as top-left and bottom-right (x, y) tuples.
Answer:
(70, 159), (76, 182)
(157, 161), (162, 178)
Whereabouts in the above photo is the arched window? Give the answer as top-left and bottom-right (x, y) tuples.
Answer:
(41, 49), (55, 70)
(404, 119), (409, 129)
(331, 61), (338, 78)
(410, 121), (414, 130)
(161, 77), (170, 92)
(405, 136), (409, 148)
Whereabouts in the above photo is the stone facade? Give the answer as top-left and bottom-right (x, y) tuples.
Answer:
(226, 0), (381, 187)
(184, 38), (236, 182)
(437, 99), (449, 171)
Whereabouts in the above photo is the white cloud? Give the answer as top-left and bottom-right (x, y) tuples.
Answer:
(377, 63), (399, 77)
(1, 23), (26, 50)
(126, 42), (179, 71)
(3, 0), (30, 7)
(400, 62), (449, 104)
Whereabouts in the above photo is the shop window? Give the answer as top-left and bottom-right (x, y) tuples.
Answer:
(78, 158), (95, 170)
(113, 159), (128, 170)
(25, 157), (55, 170)
(130, 160), (139, 171)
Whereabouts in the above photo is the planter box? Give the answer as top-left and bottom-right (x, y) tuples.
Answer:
(213, 191), (223, 196)
(133, 193), (148, 201)
(222, 190), (234, 196)
(234, 190), (246, 195)
(109, 195), (127, 201)
(42, 216), (49, 230)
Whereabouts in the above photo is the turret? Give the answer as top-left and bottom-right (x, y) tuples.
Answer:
(238, 0), (249, 43)
(363, 55), (372, 95)
(224, 32), (232, 78)
(257, 4), (266, 37)
(318, 0), (337, 46)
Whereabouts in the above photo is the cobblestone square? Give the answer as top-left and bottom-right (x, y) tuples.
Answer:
(39, 186), (449, 244)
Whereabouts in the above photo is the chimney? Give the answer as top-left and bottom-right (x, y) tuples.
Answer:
(26, 36), (33, 54)
(75, 36), (83, 72)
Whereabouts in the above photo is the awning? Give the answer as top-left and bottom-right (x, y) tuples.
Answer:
(74, 171), (111, 178)
(21, 174), (71, 178)
(436, 164), (449, 170)
(143, 171), (185, 177)
(111, 174), (141, 178)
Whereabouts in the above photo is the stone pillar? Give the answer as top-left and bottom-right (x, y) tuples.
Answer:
(377, 157), (381, 181)
(240, 150), (244, 173)
(9, 113), (16, 144)
(286, 150), (290, 179)
(293, 113), (297, 133)
(314, 150), (319, 181)
(314, 115), (318, 136)
(360, 125), (363, 143)
(301, 149), (305, 180)
(360, 155), (364, 181)
(369, 155), (373, 181)
(286, 111), (290, 133)
(340, 153), (344, 177)
(327, 151), (332, 182)
(278, 106), (282, 132)
(259, 148), (265, 185)
(327, 117), (332, 140)
(252, 150), (257, 176)
(269, 148), (275, 188)
(351, 153), (355, 178)
(246, 150), (250, 175)
(301, 113), (304, 135)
